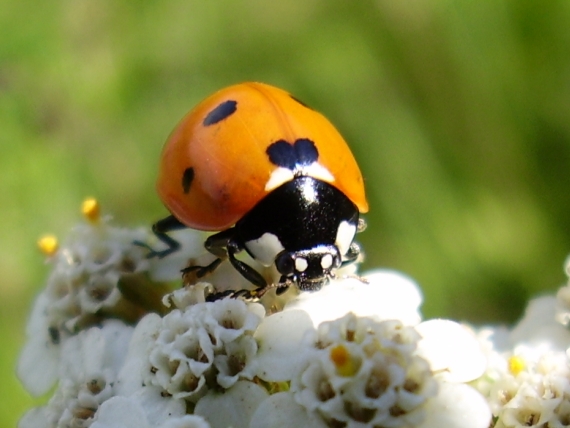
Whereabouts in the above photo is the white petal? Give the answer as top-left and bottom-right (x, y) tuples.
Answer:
(416, 319), (487, 382)
(249, 392), (328, 428)
(116, 314), (162, 395)
(284, 270), (423, 327)
(17, 291), (61, 396)
(129, 386), (186, 426)
(18, 407), (51, 428)
(158, 415), (211, 428)
(148, 229), (206, 282)
(510, 296), (570, 351)
(17, 329), (60, 396)
(194, 381), (268, 428)
(418, 383), (491, 428)
(254, 309), (315, 382)
(91, 396), (151, 428)
(59, 321), (133, 382)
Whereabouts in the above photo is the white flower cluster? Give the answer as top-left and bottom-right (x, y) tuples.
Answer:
(18, 199), (154, 397)
(34, 199), (570, 428)
(473, 283), (570, 427)
(256, 314), (437, 428)
(144, 298), (264, 400)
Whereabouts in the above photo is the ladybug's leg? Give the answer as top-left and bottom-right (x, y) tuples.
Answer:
(181, 229), (234, 279)
(200, 228), (267, 288)
(184, 229), (266, 289)
(340, 242), (362, 268)
(275, 275), (294, 296)
(357, 217), (367, 233)
(135, 215), (186, 258)
(226, 240), (268, 288)
(201, 231), (269, 302)
(181, 258), (223, 280)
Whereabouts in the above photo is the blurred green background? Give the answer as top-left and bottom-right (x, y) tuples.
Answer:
(3, 0), (570, 425)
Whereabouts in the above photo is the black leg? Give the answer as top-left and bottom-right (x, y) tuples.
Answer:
(204, 228), (234, 258)
(184, 228), (267, 290)
(180, 229), (234, 282)
(134, 215), (187, 258)
(341, 242), (361, 267)
(182, 258), (223, 279)
(226, 240), (268, 288)
(275, 275), (293, 295)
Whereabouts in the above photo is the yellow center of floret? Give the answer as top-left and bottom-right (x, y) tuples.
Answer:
(331, 345), (357, 376)
(508, 356), (525, 376)
(37, 235), (59, 256)
(82, 198), (101, 223)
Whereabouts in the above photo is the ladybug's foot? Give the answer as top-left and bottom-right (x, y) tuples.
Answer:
(133, 240), (175, 259)
(205, 281), (290, 302)
(182, 258), (223, 283)
(340, 273), (369, 284)
(205, 287), (264, 302)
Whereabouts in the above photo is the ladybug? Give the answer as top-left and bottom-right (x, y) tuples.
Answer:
(144, 82), (368, 297)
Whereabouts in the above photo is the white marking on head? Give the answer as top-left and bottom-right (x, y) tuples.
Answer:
(321, 253), (333, 270)
(264, 163), (335, 192)
(245, 233), (285, 267)
(295, 257), (308, 272)
(336, 221), (356, 256)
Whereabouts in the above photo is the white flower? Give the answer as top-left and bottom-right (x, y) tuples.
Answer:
(472, 287), (570, 428)
(19, 321), (134, 428)
(253, 309), (491, 428)
(488, 350), (570, 428)
(253, 269), (423, 384)
(26, 204), (556, 428)
(18, 214), (155, 396)
(144, 298), (264, 401)
(252, 313), (438, 428)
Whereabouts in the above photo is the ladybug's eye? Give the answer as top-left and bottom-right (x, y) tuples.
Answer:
(275, 252), (295, 275)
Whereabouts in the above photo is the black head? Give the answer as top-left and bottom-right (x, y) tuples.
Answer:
(275, 245), (342, 291)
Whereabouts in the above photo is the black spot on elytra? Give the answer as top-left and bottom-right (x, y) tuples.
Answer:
(182, 167), (195, 194)
(266, 139), (319, 170)
(289, 94), (312, 109)
(203, 100), (237, 126)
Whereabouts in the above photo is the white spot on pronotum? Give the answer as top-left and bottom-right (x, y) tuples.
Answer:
(265, 168), (294, 192)
(295, 257), (308, 272)
(264, 163), (335, 192)
(321, 254), (333, 270)
(303, 163), (334, 183)
(335, 221), (356, 256)
(245, 233), (285, 267)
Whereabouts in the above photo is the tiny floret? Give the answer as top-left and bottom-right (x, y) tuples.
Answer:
(508, 356), (526, 376)
(38, 234), (59, 256)
(330, 345), (357, 377)
(82, 198), (101, 223)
